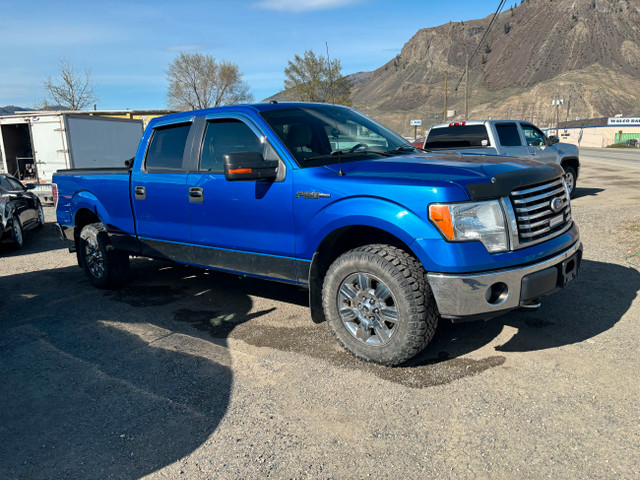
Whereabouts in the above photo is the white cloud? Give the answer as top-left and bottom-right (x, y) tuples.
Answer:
(252, 0), (364, 13)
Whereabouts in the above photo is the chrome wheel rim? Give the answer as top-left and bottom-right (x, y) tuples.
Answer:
(565, 171), (575, 193)
(13, 219), (23, 245)
(38, 204), (45, 225)
(85, 237), (105, 278)
(337, 272), (399, 346)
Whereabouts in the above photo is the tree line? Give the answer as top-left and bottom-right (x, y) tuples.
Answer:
(40, 50), (351, 111)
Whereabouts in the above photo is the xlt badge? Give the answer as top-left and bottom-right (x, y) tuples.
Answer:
(296, 191), (331, 199)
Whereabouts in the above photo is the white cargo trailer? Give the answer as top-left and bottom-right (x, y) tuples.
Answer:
(0, 112), (143, 202)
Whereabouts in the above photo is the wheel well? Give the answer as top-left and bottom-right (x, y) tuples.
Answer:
(308, 225), (415, 324)
(561, 158), (579, 178)
(72, 209), (101, 264)
(74, 208), (101, 233)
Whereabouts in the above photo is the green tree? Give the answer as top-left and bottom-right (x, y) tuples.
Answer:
(166, 52), (253, 111)
(42, 58), (97, 110)
(283, 50), (351, 105)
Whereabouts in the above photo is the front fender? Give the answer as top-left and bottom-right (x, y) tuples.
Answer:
(296, 195), (441, 265)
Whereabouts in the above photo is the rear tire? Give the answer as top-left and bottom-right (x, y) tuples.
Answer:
(78, 222), (129, 289)
(322, 244), (439, 366)
(10, 216), (24, 249)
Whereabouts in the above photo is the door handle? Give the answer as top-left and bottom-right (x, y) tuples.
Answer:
(189, 187), (204, 203)
(134, 186), (146, 200)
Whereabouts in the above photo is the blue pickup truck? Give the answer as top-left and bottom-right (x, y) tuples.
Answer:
(54, 102), (581, 366)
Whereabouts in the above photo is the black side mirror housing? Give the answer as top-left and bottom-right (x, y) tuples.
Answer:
(223, 152), (278, 181)
(25, 183), (36, 190)
(547, 135), (560, 145)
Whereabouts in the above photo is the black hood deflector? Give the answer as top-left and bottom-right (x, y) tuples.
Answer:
(465, 163), (564, 200)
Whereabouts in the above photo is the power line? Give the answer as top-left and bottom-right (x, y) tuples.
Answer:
(453, 0), (507, 93)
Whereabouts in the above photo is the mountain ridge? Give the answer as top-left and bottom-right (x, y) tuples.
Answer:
(351, 0), (640, 134)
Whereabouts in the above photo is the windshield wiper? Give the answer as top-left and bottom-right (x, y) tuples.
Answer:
(386, 145), (417, 154)
(329, 149), (392, 157)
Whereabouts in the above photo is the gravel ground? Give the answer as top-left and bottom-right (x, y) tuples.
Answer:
(1, 148), (639, 479)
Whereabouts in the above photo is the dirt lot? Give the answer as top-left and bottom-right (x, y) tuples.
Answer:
(1, 148), (639, 479)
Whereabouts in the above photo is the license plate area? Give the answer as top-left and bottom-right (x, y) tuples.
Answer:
(559, 251), (581, 287)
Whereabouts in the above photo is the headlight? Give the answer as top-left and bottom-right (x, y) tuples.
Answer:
(428, 200), (508, 253)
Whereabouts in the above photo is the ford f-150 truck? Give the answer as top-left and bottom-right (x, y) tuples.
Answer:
(54, 102), (581, 366)
(422, 120), (581, 196)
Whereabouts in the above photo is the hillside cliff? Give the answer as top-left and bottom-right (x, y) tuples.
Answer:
(351, 0), (640, 134)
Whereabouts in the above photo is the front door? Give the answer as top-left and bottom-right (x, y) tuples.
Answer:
(186, 115), (296, 282)
(521, 123), (557, 164)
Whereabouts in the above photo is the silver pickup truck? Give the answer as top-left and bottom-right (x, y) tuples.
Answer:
(422, 120), (580, 196)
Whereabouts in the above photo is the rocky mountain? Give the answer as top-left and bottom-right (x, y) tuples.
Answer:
(0, 105), (33, 116)
(351, 0), (640, 135)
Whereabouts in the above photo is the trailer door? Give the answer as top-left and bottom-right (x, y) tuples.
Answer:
(29, 116), (68, 183)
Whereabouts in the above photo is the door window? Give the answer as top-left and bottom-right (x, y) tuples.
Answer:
(145, 123), (191, 171)
(521, 125), (547, 147)
(199, 119), (279, 173)
(495, 123), (522, 147)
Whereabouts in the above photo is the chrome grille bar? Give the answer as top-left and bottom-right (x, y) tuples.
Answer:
(509, 176), (573, 248)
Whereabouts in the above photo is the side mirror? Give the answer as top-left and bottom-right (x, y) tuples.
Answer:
(25, 183), (36, 190)
(224, 152), (278, 181)
(547, 135), (560, 145)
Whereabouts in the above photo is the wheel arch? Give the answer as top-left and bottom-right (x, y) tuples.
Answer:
(73, 208), (102, 267)
(561, 157), (579, 179)
(308, 225), (418, 324)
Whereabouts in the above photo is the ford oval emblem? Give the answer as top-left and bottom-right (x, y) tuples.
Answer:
(550, 197), (563, 213)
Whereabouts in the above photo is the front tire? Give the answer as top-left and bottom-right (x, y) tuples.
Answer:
(78, 223), (129, 289)
(36, 202), (45, 228)
(322, 244), (439, 366)
(563, 166), (577, 197)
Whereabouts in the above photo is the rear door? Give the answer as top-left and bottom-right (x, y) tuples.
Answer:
(493, 122), (530, 158)
(186, 113), (296, 282)
(130, 119), (196, 263)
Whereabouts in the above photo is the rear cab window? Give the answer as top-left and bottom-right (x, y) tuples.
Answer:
(424, 125), (490, 149)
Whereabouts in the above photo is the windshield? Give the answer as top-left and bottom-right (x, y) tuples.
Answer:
(259, 105), (413, 168)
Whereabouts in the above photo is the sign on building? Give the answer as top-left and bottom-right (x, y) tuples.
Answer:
(608, 117), (640, 125)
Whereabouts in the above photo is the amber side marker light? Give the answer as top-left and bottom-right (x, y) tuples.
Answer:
(229, 168), (252, 174)
(429, 205), (455, 240)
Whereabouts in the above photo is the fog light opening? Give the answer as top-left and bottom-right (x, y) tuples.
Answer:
(485, 282), (508, 305)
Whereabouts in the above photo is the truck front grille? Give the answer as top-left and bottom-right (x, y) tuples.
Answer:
(510, 177), (572, 247)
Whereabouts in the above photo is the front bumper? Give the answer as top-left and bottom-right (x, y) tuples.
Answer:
(427, 241), (582, 321)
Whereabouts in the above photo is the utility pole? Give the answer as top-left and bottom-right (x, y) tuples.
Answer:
(443, 71), (448, 122)
(464, 54), (469, 121)
(565, 95), (572, 123)
(552, 96), (564, 136)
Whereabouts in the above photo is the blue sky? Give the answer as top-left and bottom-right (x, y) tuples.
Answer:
(1, 0), (498, 110)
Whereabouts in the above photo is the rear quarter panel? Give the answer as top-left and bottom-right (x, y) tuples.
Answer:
(54, 171), (134, 235)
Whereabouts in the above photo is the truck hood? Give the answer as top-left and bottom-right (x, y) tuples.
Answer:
(336, 151), (564, 199)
